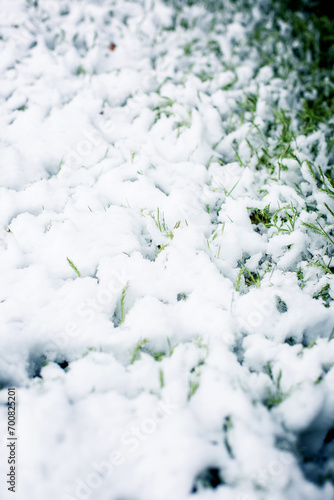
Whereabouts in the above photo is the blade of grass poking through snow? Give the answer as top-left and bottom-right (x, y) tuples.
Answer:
(302, 221), (334, 246)
(325, 203), (334, 218)
(236, 261), (261, 290)
(120, 283), (129, 324)
(307, 256), (333, 274)
(167, 337), (175, 356)
(188, 380), (199, 399)
(159, 369), (164, 388)
(66, 257), (81, 277)
(130, 338), (148, 364)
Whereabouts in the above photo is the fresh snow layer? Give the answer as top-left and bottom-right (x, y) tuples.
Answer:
(0, 1), (334, 500)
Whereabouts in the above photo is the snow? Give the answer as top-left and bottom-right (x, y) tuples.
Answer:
(0, 0), (334, 499)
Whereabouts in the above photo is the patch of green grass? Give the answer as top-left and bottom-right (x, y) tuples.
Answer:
(17, 102), (28, 111)
(148, 349), (167, 361)
(248, 205), (272, 227)
(207, 39), (222, 56)
(76, 65), (86, 76)
(177, 292), (188, 301)
(307, 256), (334, 275)
(298, 90), (334, 135)
(264, 364), (288, 409)
(302, 221), (334, 247)
(274, 109), (295, 152)
(296, 268), (308, 289)
(313, 283), (332, 307)
(153, 96), (175, 121)
(307, 162), (334, 199)
(236, 262), (261, 291)
(180, 17), (189, 29)
(196, 70), (213, 82)
(184, 38), (199, 56)
(130, 338), (172, 364)
(271, 204), (300, 234)
(237, 93), (258, 123)
(151, 207), (168, 232)
(149, 208), (180, 240)
(255, 147), (275, 174)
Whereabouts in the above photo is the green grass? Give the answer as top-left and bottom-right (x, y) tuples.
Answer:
(76, 65), (86, 76)
(248, 205), (272, 227)
(188, 380), (199, 399)
(272, 205), (300, 234)
(153, 94), (175, 119)
(120, 284), (129, 324)
(130, 338), (174, 365)
(66, 257), (81, 277)
(167, 0), (334, 306)
(302, 221), (334, 247)
(148, 208), (181, 242)
(248, 203), (301, 236)
(313, 284), (332, 308)
(237, 93), (258, 124)
(159, 369), (164, 388)
(307, 162), (334, 199)
(307, 256), (334, 275)
(264, 364), (288, 409)
(130, 338), (148, 364)
(236, 262), (261, 291)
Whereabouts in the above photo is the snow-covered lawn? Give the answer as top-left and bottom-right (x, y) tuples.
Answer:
(0, 0), (334, 499)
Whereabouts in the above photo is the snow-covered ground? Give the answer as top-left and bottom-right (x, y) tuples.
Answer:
(0, 0), (334, 499)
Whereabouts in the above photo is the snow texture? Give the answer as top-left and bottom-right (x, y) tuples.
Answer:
(0, 0), (334, 499)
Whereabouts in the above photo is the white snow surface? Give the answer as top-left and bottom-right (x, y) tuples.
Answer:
(0, 1), (334, 500)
